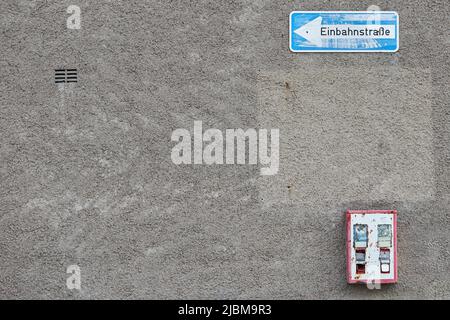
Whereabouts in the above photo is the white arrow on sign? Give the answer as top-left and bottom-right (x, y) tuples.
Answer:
(294, 16), (396, 47)
(294, 16), (324, 46)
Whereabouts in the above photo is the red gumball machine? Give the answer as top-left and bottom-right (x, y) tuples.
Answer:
(346, 210), (398, 285)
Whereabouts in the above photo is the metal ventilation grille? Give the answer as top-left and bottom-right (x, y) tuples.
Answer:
(55, 69), (77, 83)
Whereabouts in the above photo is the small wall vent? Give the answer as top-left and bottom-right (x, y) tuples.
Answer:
(55, 69), (77, 83)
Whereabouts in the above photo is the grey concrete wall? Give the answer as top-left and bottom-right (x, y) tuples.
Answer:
(0, 0), (449, 299)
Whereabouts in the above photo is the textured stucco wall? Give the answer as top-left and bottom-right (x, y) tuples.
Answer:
(0, 0), (449, 299)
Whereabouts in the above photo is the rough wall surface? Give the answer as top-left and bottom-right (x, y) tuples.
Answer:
(0, 0), (449, 299)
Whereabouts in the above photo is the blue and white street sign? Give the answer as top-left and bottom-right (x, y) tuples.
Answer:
(290, 11), (399, 52)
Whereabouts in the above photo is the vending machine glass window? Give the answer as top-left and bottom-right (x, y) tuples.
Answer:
(353, 224), (368, 248)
